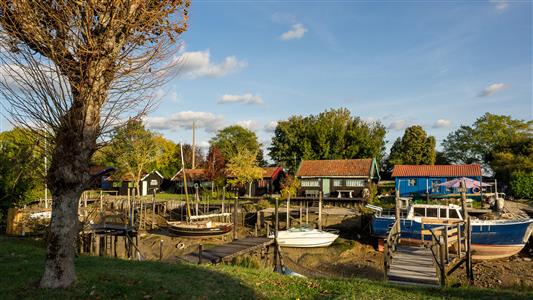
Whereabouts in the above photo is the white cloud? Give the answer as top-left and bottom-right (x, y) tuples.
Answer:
(218, 93), (263, 105)
(432, 119), (452, 128)
(234, 120), (259, 131)
(280, 23), (308, 41)
(490, 0), (508, 11)
(388, 120), (408, 131)
(478, 82), (509, 97)
(144, 111), (225, 133)
(176, 49), (247, 79)
(264, 121), (278, 132)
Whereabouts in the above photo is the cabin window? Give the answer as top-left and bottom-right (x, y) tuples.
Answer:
(414, 207), (425, 217)
(439, 208), (447, 219)
(150, 179), (158, 186)
(333, 179), (343, 187)
(301, 179), (319, 187)
(449, 209), (460, 219)
(346, 179), (364, 187)
(431, 180), (441, 193)
(408, 179), (417, 186)
(426, 208), (438, 218)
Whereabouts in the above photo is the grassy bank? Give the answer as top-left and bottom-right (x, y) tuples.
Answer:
(1, 236), (531, 299)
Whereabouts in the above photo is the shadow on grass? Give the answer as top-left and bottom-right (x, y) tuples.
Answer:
(0, 236), (259, 299)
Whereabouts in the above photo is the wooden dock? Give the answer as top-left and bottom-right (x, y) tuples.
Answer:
(387, 245), (439, 286)
(180, 237), (274, 264)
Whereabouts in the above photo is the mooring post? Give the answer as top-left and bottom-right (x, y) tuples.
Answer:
(198, 244), (203, 265)
(159, 239), (163, 261)
(299, 201), (303, 225)
(254, 223), (258, 237)
(395, 189), (401, 234)
(100, 189), (103, 212)
(467, 216), (474, 284)
(274, 197), (280, 272)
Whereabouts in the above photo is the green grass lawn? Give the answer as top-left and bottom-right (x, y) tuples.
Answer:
(1, 236), (531, 299)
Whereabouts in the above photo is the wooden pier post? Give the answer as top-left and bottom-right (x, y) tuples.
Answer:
(233, 194), (238, 241)
(305, 200), (309, 225)
(274, 197), (281, 272)
(152, 190), (156, 230)
(100, 189), (103, 212)
(299, 201), (303, 225)
(318, 192), (322, 230)
(286, 193), (291, 229)
(439, 236), (446, 286)
(395, 189), (401, 233)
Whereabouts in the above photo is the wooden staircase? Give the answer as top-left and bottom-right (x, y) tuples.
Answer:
(383, 218), (474, 287)
(387, 245), (439, 286)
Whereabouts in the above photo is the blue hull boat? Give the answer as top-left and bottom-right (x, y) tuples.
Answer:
(370, 204), (533, 260)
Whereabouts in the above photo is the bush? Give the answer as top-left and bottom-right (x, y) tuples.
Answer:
(510, 171), (533, 200)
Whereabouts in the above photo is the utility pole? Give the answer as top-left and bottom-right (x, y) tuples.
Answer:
(192, 120), (196, 170)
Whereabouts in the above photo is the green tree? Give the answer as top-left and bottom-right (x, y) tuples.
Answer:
(0, 128), (45, 221)
(442, 113), (532, 184)
(210, 125), (261, 163)
(509, 172), (533, 200)
(226, 148), (263, 198)
(269, 108), (386, 173)
(107, 120), (158, 196)
(151, 136), (179, 179)
(388, 125), (436, 168)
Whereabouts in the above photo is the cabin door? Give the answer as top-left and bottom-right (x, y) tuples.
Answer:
(142, 181), (148, 196)
(322, 179), (330, 197)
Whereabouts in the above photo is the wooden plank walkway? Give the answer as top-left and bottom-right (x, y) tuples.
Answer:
(180, 237), (274, 264)
(387, 245), (439, 286)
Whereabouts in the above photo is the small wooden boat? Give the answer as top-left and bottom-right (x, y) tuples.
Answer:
(167, 220), (233, 236)
(269, 226), (339, 247)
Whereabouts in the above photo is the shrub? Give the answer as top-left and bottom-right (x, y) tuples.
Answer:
(510, 171), (533, 200)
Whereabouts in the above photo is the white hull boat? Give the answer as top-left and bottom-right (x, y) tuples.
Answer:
(269, 227), (339, 248)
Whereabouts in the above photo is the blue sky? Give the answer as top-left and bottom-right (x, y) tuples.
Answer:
(1, 1), (532, 158)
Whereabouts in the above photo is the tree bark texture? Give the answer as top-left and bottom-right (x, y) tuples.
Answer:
(40, 99), (101, 288)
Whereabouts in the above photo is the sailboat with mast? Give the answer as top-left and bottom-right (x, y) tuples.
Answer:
(166, 124), (233, 236)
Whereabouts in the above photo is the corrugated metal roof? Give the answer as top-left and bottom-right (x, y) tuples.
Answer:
(391, 164), (482, 177)
(296, 159), (373, 177)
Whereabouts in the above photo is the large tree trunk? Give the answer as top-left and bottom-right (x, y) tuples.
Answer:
(40, 187), (84, 288)
(40, 100), (101, 288)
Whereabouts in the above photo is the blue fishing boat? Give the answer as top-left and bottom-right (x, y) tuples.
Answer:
(370, 204), (533, 260)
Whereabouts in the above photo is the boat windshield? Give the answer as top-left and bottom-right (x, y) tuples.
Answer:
(287, 226), (314, 232)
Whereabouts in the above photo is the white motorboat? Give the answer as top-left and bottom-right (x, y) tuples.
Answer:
(269, 226), (339, 248)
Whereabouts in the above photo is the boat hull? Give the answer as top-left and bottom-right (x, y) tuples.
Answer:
(270, 229), (339, 248)
(166, 221), (233, 236)
(371, 217), (533, 260)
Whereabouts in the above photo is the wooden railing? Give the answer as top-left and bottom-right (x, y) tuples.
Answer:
(383, 220), (401, 280)
(423, 217), (473, 286)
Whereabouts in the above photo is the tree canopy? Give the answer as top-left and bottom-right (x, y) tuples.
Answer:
(210, 125), (262, 163)
(269, 108), (386, 172)
(226, 148), (263, 198)
(442, 113), (532, 173)
(387, 125), (436, 170)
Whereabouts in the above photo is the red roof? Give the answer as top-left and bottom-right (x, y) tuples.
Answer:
(262, 167), (283, 179)
(391, 165), (482, 177)
(296, 159), (374, 177)
(171, 169), (207, 181)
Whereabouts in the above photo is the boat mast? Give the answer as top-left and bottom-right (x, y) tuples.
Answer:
(180, 143), (192, 222)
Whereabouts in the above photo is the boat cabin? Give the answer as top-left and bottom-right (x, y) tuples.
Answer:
(407, 204), (463, 221)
